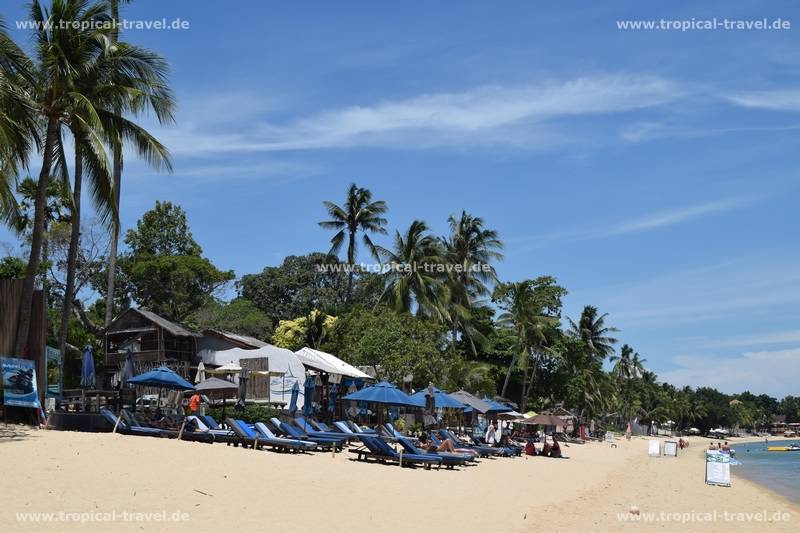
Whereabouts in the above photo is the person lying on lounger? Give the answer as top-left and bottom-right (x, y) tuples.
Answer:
(419, 434), (479, 458)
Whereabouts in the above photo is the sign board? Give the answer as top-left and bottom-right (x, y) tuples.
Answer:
(648, 439), (661, 456)
(664, 441), (678, 457)
(705, 451), (731, 487)
(1, 356), (41, 409)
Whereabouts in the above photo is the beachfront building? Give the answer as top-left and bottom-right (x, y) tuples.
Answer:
(104, 308), (201, 383)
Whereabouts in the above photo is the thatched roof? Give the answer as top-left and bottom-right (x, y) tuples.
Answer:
(108, 308), (201, 338)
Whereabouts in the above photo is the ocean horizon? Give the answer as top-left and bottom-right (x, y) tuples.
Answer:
(733, 440), (800, 503)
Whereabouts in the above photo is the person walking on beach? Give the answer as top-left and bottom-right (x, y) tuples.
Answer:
(485, 421), (497, 445)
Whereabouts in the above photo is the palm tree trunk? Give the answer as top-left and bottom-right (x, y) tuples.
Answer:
(345, 230), (355, 303)
(500, 352), (517, 399)
(104, 0), (122, 326)
(15, 117), (58, 355)
(58, 145), (82, 362)
(104, 141), (122, 325)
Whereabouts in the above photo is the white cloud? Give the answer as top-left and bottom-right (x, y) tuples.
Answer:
(509, 196), (750, 250)
(660, 348), (800, 397)
(161, 75), (681, 155)
(725, 90), (800, 111)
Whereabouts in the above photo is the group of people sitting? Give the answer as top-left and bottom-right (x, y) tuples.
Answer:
(708, 441), (732, 453)
(523, 436), (562, 457)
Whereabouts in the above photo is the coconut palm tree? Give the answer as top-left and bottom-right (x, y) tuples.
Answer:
(58, 23), (174, 360)
(441, 210), (503, 355)
(567, 305), (619, 362)
(13, 0), (113, 354)
(319, 183), (388, 302)
(0, 16), (37, 227)
(377, 220), (448, 320)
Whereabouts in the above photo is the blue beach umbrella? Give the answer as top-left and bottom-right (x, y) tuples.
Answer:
(302, 375), (315, 416)
(483, 398), (513, 413)
(410, 387), (467, 409)
(342, 380), (421, 407)
(288, 381), (300, 415)
(127, 367), (195, 390)
(80, 346), (96, 389)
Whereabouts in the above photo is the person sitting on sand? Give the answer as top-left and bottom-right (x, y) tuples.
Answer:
(525, 440), (537, 456)
(549, 436), (562, 458)
(542, 441), (552, 456)
(708, 442), (717, 450)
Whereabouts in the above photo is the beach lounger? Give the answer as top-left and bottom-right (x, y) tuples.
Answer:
(345, 420), (377, 434)
(349, 435), (442, 469)
(396, 437), (469, 469)
(292, 416), (355, 441)
(269, 418), (345, 450)
(101, 409), (177, 438)
(437, 429), (503, 457)
(228, 418), (316, 453)
(253, 422), (318, 451)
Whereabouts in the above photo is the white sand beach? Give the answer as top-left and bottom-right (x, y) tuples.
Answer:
(1, 427), (796, 532)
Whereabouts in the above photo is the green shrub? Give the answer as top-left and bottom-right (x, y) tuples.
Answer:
(207, 403), (279, 424)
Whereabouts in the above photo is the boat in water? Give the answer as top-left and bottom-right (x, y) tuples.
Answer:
(767, 443), (800, 452)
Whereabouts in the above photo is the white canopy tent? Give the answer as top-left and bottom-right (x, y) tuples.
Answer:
(201, 345), (306, 407)
(295, 347), (372, 379)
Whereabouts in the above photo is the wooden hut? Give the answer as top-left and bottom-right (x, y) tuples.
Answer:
(104, 308), (201, 380)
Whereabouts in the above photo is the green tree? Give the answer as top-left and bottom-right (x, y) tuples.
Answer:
(325, 306), (446, 385)
(187, 298), (273, 341)
(272, 310), (336, 351)
(378, 220), (448, 321)
(319, 183), (388, 302)
(239, 253), (382, 321)
(119, 201), (233, 321)
(0, 256), (26, 279)
(567, 305), (619, 362)
(441, 210), (503, 355)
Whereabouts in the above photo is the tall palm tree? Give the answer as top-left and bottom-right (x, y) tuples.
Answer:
(567, 305), (619, 362)
(104, 0), (133, 327)
(318, 183), (388, 302)
(442, 210), (503, 355)
(0, 17), (37, 228)
(377, 220), (448, 320)
(59, 19), (173, 359)
(13, 0), (113, 355)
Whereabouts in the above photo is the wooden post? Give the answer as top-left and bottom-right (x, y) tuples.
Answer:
(177, 417), (187, 440)
(399, 448), (403, 468)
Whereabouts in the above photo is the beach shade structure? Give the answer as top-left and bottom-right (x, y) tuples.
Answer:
(343, 381), (422, 407)
(120, 349), (135, 385)
(520, 414), (564, 427)
(288, 381), (300, 415)
(80, 346), (96, 389)
(410, 387), (467, 410)
(208, 362), (242, 375)
(449, 390), (493, 414)
(497, 410), (525, 420)
(127, 367), (195, 391)
(483, 398), (513, 413)
(194, 362), (206, 384)
(302, 375), (316, 416)
(196, 377), (238, 419)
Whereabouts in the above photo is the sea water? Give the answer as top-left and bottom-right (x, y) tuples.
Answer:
(732, 439), (800, 503)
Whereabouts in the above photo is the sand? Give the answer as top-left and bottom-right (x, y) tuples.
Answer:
(0, 425), (797, 532)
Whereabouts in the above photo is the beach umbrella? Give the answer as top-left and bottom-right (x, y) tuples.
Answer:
(410, 387), (466, 410)
(302, 375), (315, 416)
(194, 362), (206, 383)
(288, 381), (300, 415)
(120, 349), (135, 385)
(328, 383), (338, 414)
(128, 367), (195, 390)
(449, 390), (493, 413)
(343, 380), (422, 407)
(483, 398), (513, 413)
(80, 346), (96, 389)
(520, 414), (564, 427)
(196, 377), (238, 419)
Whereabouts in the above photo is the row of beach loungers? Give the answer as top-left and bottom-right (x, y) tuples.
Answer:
(99, 409), (522, 470)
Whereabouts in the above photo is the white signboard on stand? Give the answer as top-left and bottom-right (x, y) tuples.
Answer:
(705, 451), (731, 487)
(648, 439), (661, 456)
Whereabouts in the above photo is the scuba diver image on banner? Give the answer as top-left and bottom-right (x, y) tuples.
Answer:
(1, 357), (41, 409)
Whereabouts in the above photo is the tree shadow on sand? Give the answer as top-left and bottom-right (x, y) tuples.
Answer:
(0, 424), (37, 443)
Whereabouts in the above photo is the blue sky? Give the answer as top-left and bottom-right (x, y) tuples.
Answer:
(2, 1), (800, 396)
